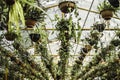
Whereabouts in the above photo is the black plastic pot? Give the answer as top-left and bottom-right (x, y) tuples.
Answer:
(29, 33), (40, 42)
(94, 23), (106, 32)
(86, 38), (98, 46)
(5, 32), (17, 41)
(82, 45), (92, 53)
(111, 39), (120, 46)
(4, 0), (15, 5)
(108, 0), (119, 7)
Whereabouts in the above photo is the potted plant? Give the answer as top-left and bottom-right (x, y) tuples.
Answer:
(86, 38), (98, 46)
(90, 30), (100, 40)
(58, 0), (76, 13)
(29, 33), (40, 42)
(4, 0), (15, 5)
(97, 0), (120, 20)
(5, 31), (17, 41)
(82, 45), (92, 53)
(108, 0), (119, 8)
(56, 14), (81, 79)
(29, 28), (41, 42)
(110, 39), (120, 46)
(29, 23), (45, 42)
(25, 6), (45, 28)
(92, 22), (106, 32)
(6, 0), (25, 29)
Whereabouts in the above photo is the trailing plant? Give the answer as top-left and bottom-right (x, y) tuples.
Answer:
(55, 14), (81, 79)
(31, 24), (57, 80)
(0, 1), (8, 30)
(29, 23), (44, 42)
(12, 40), (50, 80)
(0, 45), (45, 80)
(7, 0), (25, 33)
(71, 50), (88, 80)
(97, 0), (120, 14)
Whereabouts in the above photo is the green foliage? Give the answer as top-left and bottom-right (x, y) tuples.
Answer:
(97, 0), (120, 12)
(56, 16), (81, 43)
(24, 6), (45, 22)
(8, 0), (25, 34)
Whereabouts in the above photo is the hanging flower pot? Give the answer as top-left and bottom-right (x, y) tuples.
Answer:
(90, 30), (99, 40)
(58, 1), (75, 13)
(100, 10), (113, 20)
(29, 33), (40, 42)
(93, 23), (106, 32)
(97, 1), (120, 20)
(82, 45), (92, 53)
(110, 39), (120, 46)
(24, 7), (45, 28)
(108, 0), (119, 8)
(86, 38), (98, 46)
(5, 32), (17, 41)
(25, 19), (37, 28)
(4, 0), (15, 5)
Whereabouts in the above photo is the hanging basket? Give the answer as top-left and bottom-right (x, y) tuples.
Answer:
(100, 10), (113, 20)
(82, 45), (92, 53)
(93, 23), (106, 32)
(25, 19), (37, 28)
(5, 32), (17, 41)
(108, 0), (119, 8)
(111, 39), (120, 46)
(58, 1), (75, 13)
(29, 33), (40, 42)
(4, 0), (15, 5)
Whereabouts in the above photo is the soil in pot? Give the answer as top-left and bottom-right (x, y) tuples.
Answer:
(58, 1), (75, 13)
(5, 32), (17, 41)
(100, 10), (113, 20)
(29, 33), (40, 42)
(25, 19), (37, 28)
(4, 0), (15, 5)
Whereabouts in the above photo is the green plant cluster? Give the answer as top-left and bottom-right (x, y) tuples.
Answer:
(97, 0), (120, 13)
(24, 6), (45, 22)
